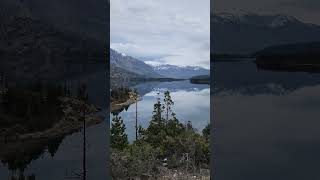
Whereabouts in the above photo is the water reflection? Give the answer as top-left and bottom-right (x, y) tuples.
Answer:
(214, 61), (320, 180)
(0, 72), (108, 180)
(113, 81), (210, 142)
(213, 61), (320, 95)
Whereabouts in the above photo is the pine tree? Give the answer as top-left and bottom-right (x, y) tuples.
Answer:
(186, 121), (194, 132)
(202, 123), (210, 142)
(152, 95), (164, 125)
(111, 115), (128, 150)
(163, 91), (174, 122)
(146, 94), (166, 146)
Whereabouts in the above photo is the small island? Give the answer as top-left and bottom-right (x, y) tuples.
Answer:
(254, 42), (320, 72)
(111, 87), (141, 113)
(190, 75), (210, 84)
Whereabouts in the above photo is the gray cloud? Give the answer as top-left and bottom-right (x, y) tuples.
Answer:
(111, 0), (210, 69)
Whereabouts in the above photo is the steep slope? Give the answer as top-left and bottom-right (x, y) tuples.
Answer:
(110, 49), (163, 78)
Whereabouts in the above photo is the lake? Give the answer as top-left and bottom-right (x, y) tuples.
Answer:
(0, 72), (109, 180)
(213, 59), (320, 180)
(111, 80), (210, 142)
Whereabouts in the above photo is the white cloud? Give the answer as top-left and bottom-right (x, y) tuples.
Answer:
(111, 0), (210, 69)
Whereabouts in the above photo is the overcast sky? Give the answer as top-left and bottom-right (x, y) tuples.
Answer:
(213, 0), (320, 25)
(110, 0), (210, 69)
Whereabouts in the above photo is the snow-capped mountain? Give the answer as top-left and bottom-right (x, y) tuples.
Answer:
(211, 12), (320, 54)
(110, 49), (163, 79)
(146, 63), (210, 79)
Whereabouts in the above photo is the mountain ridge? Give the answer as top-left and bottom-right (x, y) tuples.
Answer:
(211, 12), (320, 54)
(110, 49), (163, 79)
(146, 63), (210, 79)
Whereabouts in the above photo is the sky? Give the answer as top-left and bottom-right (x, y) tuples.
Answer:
(110, 0), (210, 69)
(212, 0), (320, 25)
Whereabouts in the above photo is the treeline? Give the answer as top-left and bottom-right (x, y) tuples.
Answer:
(0, 82), (67, 133)
(111, 91), (210, 179)
(111, 87), (137, 104)
(0, 81), (88, 134)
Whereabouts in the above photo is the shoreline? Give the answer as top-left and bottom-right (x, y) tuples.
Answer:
(0, 97), (104, 142)
(111, 96), (142, 113)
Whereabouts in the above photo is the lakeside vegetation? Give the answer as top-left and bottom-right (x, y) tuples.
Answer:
(190, 75), (210, 84)
(0, 80), (102, 180)
(111, 87), (137, 104)
(0, 82), (66, 134)
(111, 90), (210, 179)
(111, 87), (140, 114)
(0, 81), (101, 141)
(254, 42), (320, 72)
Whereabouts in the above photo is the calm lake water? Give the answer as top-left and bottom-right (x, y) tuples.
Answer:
(0, 72), (109, 180)
(111, 80), (210, 142)
(213, 60), (320, 180)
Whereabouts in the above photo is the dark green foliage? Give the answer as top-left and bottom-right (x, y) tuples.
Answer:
(111, 91), (210, 178)
(144, 91), (209, 167)
(110, 87), (132, 104)
(163, 90), (174, 122)
(165, 118), (185, 138)
(145, 96), (166, 148)
(0, 82), (67, 132)
(202, 123), (210, 142)
(111, 115), (128, 150)
(111, 142), (161, 179)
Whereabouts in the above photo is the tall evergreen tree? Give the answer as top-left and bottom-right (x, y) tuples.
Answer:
(111, 115), (128, 150)
(146, 94), (166, 146)
(186, 121), (194, 132)
(202, 123), (210, 142)
(152, 95), (164, 125)
(163, 91), (174, 122)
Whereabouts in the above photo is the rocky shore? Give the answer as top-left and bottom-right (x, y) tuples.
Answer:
(111, 96), (142, 113)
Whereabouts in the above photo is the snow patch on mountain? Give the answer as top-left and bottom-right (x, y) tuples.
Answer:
(146, 63), (210, 79)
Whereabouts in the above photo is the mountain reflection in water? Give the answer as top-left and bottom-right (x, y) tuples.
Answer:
(214, 60), (320, 180)
(0, 72), (108, 180)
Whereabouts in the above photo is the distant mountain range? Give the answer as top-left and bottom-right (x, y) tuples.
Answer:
(212, 12), (320, 54)
(110, 49), (210, 80)
(147, 63), (210, 79)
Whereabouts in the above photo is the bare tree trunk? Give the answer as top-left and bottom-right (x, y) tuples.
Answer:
(83, 104), (86, 180)
(135, 101), (138, 141)
(166, 104), (169, 121)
